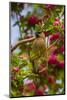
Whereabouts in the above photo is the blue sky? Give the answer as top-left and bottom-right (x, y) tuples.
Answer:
(11, 5), (33, 45)
(11, 17), (20, 45)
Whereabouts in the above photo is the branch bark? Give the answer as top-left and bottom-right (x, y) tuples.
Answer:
(11, 37), (36, 52)
(47, 38), (59, 50)
(11, 36), (59, 53)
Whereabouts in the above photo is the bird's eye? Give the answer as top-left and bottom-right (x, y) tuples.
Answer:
(35, 32), (40, 38)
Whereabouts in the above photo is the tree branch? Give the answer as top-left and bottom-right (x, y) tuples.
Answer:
(11, 36), (59, 53)
(47, 38), (59, 51)
(11, 37), (36, 52)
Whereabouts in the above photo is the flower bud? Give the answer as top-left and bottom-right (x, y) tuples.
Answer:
(28, 15), (38, 25)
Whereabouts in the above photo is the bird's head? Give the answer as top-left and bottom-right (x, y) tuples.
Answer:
(35, 32), (45, 39)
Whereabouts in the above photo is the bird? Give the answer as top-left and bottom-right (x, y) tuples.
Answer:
(30, 32), (48, 73)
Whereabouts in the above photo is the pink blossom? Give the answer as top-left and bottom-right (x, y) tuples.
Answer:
(36, 88), (44, 95)
(60, 45), (64, 53)
(55, 18), (60, 21)
(48, 54), (58, 64)
(58, 61), (64, 68)
(44, 32), (50, 37)
(61, 25), (64, 30)
(53, 45), (64, 54)
(28, 15), (38, 25)
(53, 48), (60, 54)
(48, 75), (55, 84)
(50, 33), (60, 41)
(13, 67), (19, 72)
(28, 83), (36, 91)
(53, 21), (60, 26)
(45, 4), (55, 9)
(53, 18), (60, 26)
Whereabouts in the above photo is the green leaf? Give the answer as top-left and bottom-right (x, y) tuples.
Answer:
(46, 26), (54, 32)
(35, 24), (41, 32)
(11, 54), (19, 66)
(57, 54), (64, 61)
(11, 90), (17, 97)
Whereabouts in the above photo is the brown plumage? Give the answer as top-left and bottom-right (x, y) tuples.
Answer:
(31, 32), (48, 73)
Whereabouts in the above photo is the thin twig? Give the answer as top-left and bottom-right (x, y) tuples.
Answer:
(39, 67), (47, 73)
(47, 38), (59, 51)
(11, 37), (36, 52)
